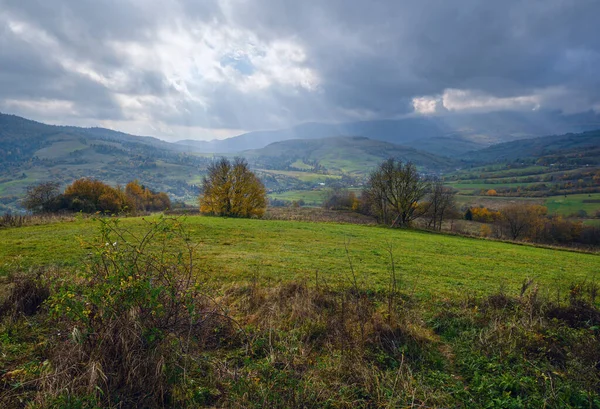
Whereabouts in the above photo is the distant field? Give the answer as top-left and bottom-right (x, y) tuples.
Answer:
(454, 195), (543, 210)
(269, 189), (325, 204)
(269, 188), (362, 205)
(289, 160), (313, 170)
(34, 138), (88, 160)
(544, 193), (600, 217)
(0, 216), (597, 298)
(259, 169), (342, 183)
(448, 181), (538, 192)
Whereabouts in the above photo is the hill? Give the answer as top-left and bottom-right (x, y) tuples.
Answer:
(177, 110), (600, 154)
(0, 113), (206, 212)
(1, 215), (597, 295)
(460, 129), (600, 164)
(244, 136), (457, 174)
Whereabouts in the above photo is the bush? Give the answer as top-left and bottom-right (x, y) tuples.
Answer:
(125, 180), (171, 213)
(38, 217), (236, 407)
(0, 272), (49, 319)
(63, 178), (133, 214)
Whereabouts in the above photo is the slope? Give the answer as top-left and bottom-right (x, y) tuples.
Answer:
(177, 110), (600, 154)
(460, 129), (600, 163)
(0, 113), (207, 211)
(243, 136), (457, 174)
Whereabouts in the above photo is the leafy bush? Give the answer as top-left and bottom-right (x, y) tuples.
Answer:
(38, 217), (236, 408)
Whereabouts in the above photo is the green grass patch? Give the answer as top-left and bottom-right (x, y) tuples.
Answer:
(545, 193), (600, 217)
(0, 216), (597, 298)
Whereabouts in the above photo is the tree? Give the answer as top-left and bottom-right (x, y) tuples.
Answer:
(199, 157), (267, 218)
(64, 178), (132, 214)
(425, 178), (456, 231)
(499, 204), (547, 240)
(322, 187), (358, 210)
(22, 181), (61, 213)
(363, 159), (429, 228)
(125, 180), (172, 213)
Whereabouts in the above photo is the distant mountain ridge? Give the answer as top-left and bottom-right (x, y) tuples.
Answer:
(177, 110), (600, 155)
(461, 130), (600, 163)
(243, 136), (457, 173)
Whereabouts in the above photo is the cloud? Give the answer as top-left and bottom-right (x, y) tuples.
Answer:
(0, 0), (599, 140)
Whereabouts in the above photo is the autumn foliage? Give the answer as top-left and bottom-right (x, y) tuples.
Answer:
(199, 157), (267, 218)
(64, 179), (133, 213)
(125, 180), (171, 212)
(467, 206), (502, 223)
(23, 178), (172, 214)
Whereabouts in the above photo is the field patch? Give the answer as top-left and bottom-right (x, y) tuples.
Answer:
(0, 216), (597, 298)
(544, 193), (600, 217)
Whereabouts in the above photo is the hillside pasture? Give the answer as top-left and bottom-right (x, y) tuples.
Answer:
(0, 216), (597, 298)
(545, 193), (600, 217)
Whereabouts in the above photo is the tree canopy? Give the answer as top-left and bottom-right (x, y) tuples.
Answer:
(363, 159), (429, 227)
(199, 157), (267, 218)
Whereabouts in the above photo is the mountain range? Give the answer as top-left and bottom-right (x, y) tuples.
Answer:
(0, 111), (599, 212)
(176, 110), (600, 154)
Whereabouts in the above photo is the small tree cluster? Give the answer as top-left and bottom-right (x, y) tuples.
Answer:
(64, 178), (132, 213)
(21, 181), (62, 213)
(498, 204), (547, 240)
(199, 157), (267, 218)
(322, 187), (360, 211)
(125, 180), (172, 212)
(466, 206), (502, 223)
(22, 179), (171, 214)
(422, 178), (457, 231)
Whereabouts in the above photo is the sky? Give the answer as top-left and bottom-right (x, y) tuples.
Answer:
(1, 0), (599, 141)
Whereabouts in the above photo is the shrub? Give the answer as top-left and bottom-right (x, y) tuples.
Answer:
(0, 272), (49, 319)
(125, 180), (171, 213)
(38, 217), (236, 407)
(63, 178), (133, 214)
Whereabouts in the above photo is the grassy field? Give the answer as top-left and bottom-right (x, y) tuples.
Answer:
(2, 216), (600, 408)
(269, 189), (326, 205)
(545, 193), (600, 217)
(259, 169), (342, 183)
(454, 195), (543, 210)
(1, 215), (597, 298)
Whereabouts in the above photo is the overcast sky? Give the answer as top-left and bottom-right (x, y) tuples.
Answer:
(1, 0), (599, 141)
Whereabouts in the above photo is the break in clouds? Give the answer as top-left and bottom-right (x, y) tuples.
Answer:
(1, 0), (599, 140)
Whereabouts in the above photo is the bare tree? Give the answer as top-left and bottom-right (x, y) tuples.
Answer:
(499, 204), (547, 240)
(426, 178), (456, 231)
(364, 159), (429, 228)
(21, 181), (61, 213)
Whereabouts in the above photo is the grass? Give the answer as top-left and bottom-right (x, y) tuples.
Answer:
(1, 216), (599, 408)
(289, 159), (313, 170)
(259, 169), (342, 183)
(269, 189), (325, 204)
(34, 139), (88, 160)
(0, 215), (597, 298)
(545, 193), (600, 217)
(454, 195), (543, 210)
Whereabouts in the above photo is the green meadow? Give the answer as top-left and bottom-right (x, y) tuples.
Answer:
(1, 215), (597, 298)
(544, 193), (600, 216)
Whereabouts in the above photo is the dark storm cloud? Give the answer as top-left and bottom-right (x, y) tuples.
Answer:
(0, 0), (599, 138)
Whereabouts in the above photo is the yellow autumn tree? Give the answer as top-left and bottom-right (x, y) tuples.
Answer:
(125, 180), (171, 213)
(199, 157), (267, 218)
(64, 178), (133, 214)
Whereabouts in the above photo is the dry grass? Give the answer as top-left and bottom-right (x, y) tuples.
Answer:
(0, 213), (77, 229)
(264, 207), (377, 225)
